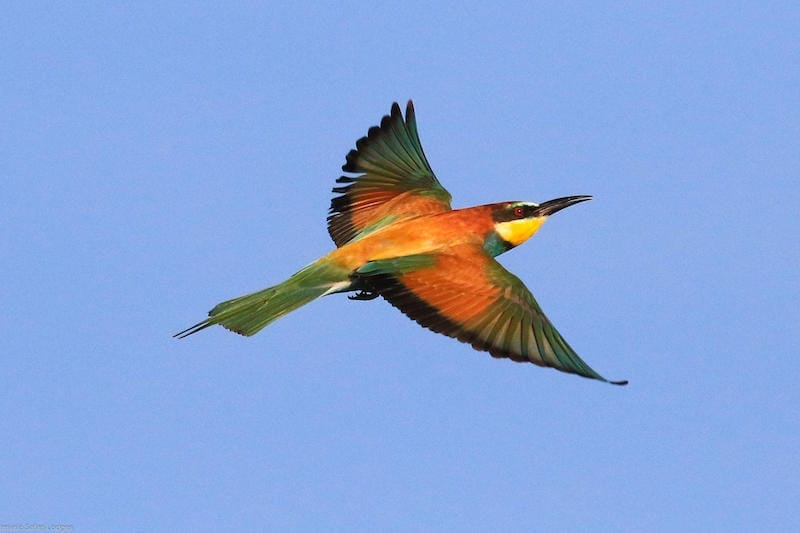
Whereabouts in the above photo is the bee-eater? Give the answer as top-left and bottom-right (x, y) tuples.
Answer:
(176, 101), (626, 385)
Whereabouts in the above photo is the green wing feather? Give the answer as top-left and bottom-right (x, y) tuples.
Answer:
(327, 101), (452, 247)
(355, 245), (627, 385)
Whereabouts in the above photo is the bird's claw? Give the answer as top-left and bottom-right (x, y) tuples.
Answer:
(348, 290), (379, 301)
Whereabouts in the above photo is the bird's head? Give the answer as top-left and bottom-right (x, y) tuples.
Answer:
(489, 195), (592, 253)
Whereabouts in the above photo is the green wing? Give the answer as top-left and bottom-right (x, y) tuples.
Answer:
(327, 101), (453, 247)
(355, 244), (627, 385)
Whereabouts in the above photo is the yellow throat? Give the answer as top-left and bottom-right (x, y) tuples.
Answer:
(495, 217), (547, 247)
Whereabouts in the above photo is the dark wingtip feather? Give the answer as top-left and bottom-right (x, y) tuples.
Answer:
(342, 149), (361, 172)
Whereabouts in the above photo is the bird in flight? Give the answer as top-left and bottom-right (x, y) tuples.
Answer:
(176, 101), (626, 385)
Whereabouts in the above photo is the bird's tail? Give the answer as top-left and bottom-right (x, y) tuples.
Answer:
(174, 259), (350, 338)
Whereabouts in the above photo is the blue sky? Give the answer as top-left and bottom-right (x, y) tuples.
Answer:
(2, 2), (798, 531)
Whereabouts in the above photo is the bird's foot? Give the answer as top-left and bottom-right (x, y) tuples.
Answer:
(348, 290), (379, 301)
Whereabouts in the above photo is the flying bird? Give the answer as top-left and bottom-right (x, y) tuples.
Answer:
(176, 101), (626, 385)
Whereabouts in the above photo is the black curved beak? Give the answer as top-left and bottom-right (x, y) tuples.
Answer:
(533, 195), (592, 217)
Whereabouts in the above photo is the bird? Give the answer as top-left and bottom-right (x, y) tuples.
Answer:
(175, 101), (627, 385)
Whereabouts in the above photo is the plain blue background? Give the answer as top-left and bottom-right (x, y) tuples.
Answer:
(3, 2), (798, 531)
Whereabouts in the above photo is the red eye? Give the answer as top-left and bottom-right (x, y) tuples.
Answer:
(513, 206), (525, 217)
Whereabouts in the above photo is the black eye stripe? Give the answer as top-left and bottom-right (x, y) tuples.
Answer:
(492, 204), (536, 223)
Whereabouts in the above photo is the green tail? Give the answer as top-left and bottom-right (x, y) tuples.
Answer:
(175, 260), (349, 338)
